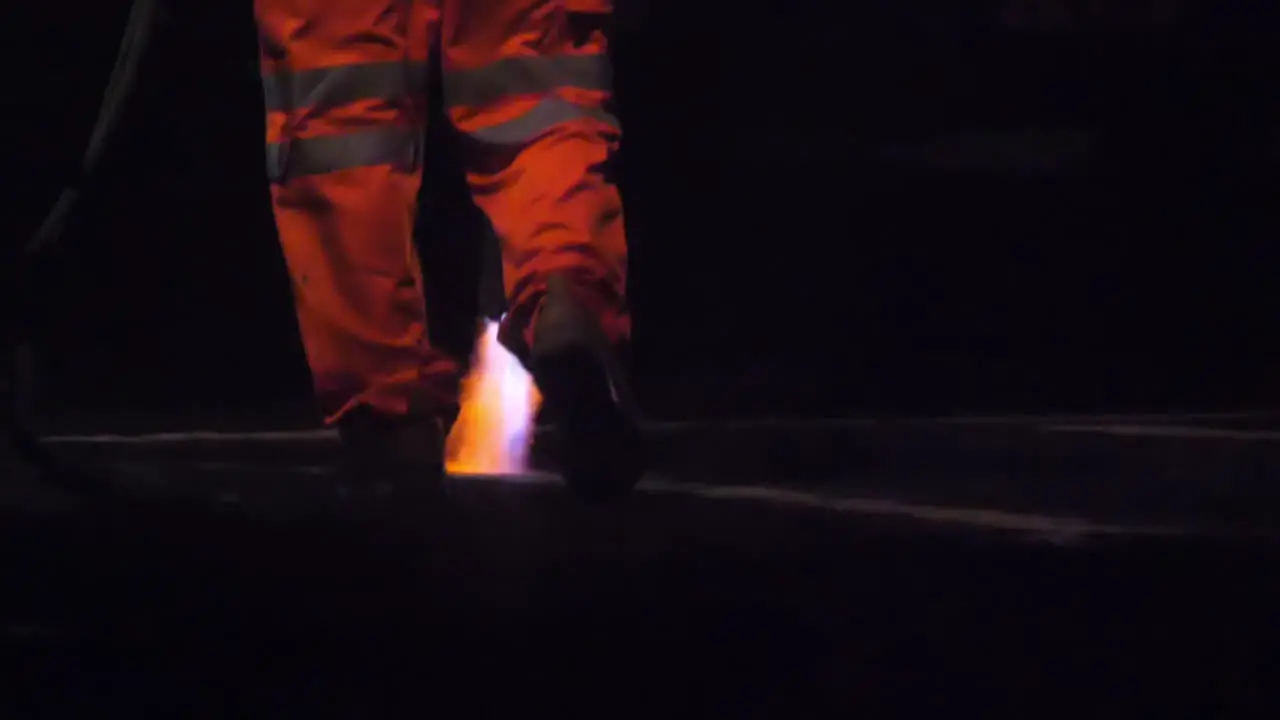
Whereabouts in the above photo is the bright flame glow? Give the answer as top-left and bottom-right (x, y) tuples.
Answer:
(445, 319), (542, 476)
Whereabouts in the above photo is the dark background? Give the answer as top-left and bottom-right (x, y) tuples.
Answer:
(8, 0), (1279, 429)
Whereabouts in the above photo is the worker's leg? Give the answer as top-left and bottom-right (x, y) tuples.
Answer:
(255, 0), (458, 427)
(440, 0), (630, 364)
(443, 0), (642, 499)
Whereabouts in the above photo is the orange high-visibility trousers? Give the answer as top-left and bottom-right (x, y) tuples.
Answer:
(255, 0), (630, 424)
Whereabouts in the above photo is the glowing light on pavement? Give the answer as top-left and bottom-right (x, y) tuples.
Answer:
(445, 319), (542, 476)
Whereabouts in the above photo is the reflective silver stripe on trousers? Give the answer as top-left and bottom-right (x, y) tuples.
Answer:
(261, 61), (428, 113)
(266, 125), (419, 181)
(443, 54), (613, 109)
(446, 53), (619, 144)
(465, 97), (619, 145)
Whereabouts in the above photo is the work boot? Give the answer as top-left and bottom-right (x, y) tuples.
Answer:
(529, 274), (645, 501)
(336, 406), (448, 502)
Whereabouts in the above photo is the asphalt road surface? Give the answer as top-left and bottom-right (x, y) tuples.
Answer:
(3, 427), (1279, 717)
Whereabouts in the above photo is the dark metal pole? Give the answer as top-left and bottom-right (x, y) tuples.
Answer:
(4, 0), (164, 480)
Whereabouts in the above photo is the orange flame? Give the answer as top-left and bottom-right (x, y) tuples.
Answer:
(445, 319), (543, 476)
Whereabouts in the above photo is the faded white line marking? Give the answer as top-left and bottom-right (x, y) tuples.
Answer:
(189, 461), (334, 475)
(41, 413), (1276, 444)
(98, 458), (1193, 538)
(924, 412), (1265, 427)
(45, 429), (340, 444)
(450, 470), (560, 484)
(1048, 425), (1280, 441)
(180, 462), (565, 484)
(639, 479), (1187, 538)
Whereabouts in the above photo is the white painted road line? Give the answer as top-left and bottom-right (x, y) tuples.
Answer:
(1047, 425), (1280, 441)
(44, 429), (341, 444)
(639, 479), (1190, 539)
(40, 413), (1277, 445)
(111, 459), (1196, 539)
